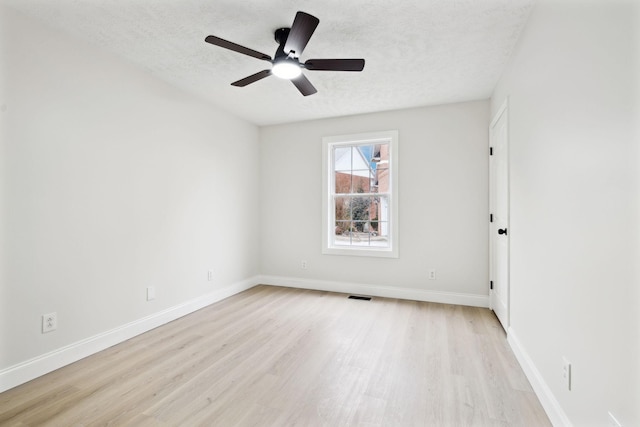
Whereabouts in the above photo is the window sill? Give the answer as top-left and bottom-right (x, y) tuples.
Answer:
(322, 246), (398, 258)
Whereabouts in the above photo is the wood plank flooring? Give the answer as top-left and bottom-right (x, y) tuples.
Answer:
(0, 285), (550, 426)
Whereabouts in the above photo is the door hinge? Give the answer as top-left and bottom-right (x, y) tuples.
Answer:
(490, 281), (493, 290)
(490, 147), (493, 156)
(490, 213), (493, 223)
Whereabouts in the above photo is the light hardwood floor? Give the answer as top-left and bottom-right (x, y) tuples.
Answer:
(0, 286), (550, 426)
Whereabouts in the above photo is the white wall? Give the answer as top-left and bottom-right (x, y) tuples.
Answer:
(491, 0), (640, 425)
(8, 3), (638, 423)
(0, 6), (260, 375)
(259, 101), (489, 302)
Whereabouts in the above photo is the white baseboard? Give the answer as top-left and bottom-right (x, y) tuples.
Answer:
(258, 275), (490, 308)
(5, 273), (570, 427)
(0, 275), (487, 394)
(507, 327), (572, 427)
(0, 276), (260, 394)
(2, 275), (569, 426)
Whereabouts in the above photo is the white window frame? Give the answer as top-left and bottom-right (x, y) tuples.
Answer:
(322, 130), (398, 258)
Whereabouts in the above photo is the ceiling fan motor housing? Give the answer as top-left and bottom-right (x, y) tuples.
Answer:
(274, 28), (290, 46)
(273, 28), (293, 60)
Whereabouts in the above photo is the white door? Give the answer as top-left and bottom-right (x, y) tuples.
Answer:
(489, 100), (510, 331)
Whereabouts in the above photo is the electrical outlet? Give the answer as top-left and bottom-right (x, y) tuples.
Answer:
(147, 286), (156, 301)
(301, 260), (308, 269)
(42, 312), (57, 333)
(562, 357), (571, 390)
(608, 412), (623, 427)
(208, 269), (213, 281)
(428, 269), (436, 280)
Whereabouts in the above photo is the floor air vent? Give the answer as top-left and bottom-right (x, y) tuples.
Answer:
(348, 295), (372, 301)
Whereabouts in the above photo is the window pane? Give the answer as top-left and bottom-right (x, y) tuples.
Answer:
(351, 220), (368, 233)
(376, 143), (389, 163)
(334, 146), (352, 172)
(373, 143), (389, 194)
(375, 196), (390, 240)
(371, 222), (388, 246)
(358, 144), (375, 163)
(370, 170), (378, 193)
(335, 172), (351, 194)
(351, 170), (371, 193)
(350, 223), (371, 246)
(334, 197), (351, 221)
(350, 196), (370, 223)
(334, 220), (352, 246)
(375, 166), (390, 193)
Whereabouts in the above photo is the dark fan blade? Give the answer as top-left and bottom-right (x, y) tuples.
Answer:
(231, 70), (272, 87)
(291, 73), (317, 96)
(205, 35), (272, 61)
(304, 59), (365, 71)
(283, 12), (319, 57)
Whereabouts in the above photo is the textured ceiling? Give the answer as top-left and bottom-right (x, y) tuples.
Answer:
(3, 0), (534, 126)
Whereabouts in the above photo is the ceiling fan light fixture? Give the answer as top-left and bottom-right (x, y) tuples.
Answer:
(272, 60), (301, 79)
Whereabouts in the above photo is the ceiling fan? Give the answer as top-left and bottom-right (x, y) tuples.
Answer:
(204, 11), (365, 96)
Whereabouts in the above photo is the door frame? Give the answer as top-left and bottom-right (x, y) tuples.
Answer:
(489, 98), (510, 330)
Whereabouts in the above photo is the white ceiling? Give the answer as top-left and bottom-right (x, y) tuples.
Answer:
(3, 0), (534, 126)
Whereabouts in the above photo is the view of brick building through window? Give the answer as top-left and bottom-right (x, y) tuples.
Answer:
(333, 142), (390, 247)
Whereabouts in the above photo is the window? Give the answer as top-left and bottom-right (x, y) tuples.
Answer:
(322, 130), (398, 258)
